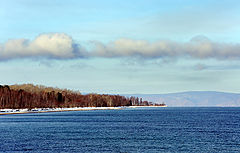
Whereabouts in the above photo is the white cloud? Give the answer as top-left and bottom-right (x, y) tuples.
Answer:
(30, 33), (75, 58)
(0, 33), (85, 60)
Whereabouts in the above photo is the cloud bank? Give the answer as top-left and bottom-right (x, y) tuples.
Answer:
(1, 33), (240, 61)
(92, 36), (240, 60)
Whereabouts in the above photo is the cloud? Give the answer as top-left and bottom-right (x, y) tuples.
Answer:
(1, 33), (240, 61)
(91, 36), (240, 60)
(92, 38), (181, 58)
(0, 33), (86, 60)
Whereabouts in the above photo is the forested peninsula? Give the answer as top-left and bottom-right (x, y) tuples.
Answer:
(0, 84), (162, 109)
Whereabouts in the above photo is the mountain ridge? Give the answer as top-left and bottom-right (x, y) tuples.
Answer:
(123, 91), (240, 107)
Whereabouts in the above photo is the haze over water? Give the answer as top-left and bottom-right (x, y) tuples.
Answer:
(1, 107), (240, 152)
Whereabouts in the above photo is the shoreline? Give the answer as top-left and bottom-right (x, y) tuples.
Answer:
(0, 107), (124, 115)
(128, 105), (167, 108)
(0, 106), (167, 115)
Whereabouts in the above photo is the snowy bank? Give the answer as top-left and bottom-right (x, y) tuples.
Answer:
(128, 105), (167, 108)
(0, 107), (123, 115)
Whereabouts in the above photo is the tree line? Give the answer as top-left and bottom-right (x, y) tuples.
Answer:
(0, 84), (160, 109)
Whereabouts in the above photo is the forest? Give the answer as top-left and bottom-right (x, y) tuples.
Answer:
(0, 84), (164, 109)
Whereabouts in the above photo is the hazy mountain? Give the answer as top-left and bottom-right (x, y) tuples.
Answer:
(124, 91), (240, 107)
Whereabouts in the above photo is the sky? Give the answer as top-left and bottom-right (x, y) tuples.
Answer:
(0, 0), (240, 94)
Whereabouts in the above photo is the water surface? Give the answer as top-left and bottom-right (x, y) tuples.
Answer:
(0, 107), (240, 152)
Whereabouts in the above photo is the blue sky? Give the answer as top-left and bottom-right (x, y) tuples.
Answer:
(0, 0), (240, 94)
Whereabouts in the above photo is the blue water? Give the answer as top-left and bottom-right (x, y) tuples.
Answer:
(0, 107), (240, 152)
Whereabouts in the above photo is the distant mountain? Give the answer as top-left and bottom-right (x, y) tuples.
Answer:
(124, 91), (240, 107)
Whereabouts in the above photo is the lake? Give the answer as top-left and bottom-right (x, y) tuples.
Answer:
(0, 107), (240, 152)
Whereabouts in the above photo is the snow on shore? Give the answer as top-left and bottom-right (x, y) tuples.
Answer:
(0, 107), (123, 115)
(128, 105), (167, 108)
(0, 106), (167, 115)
